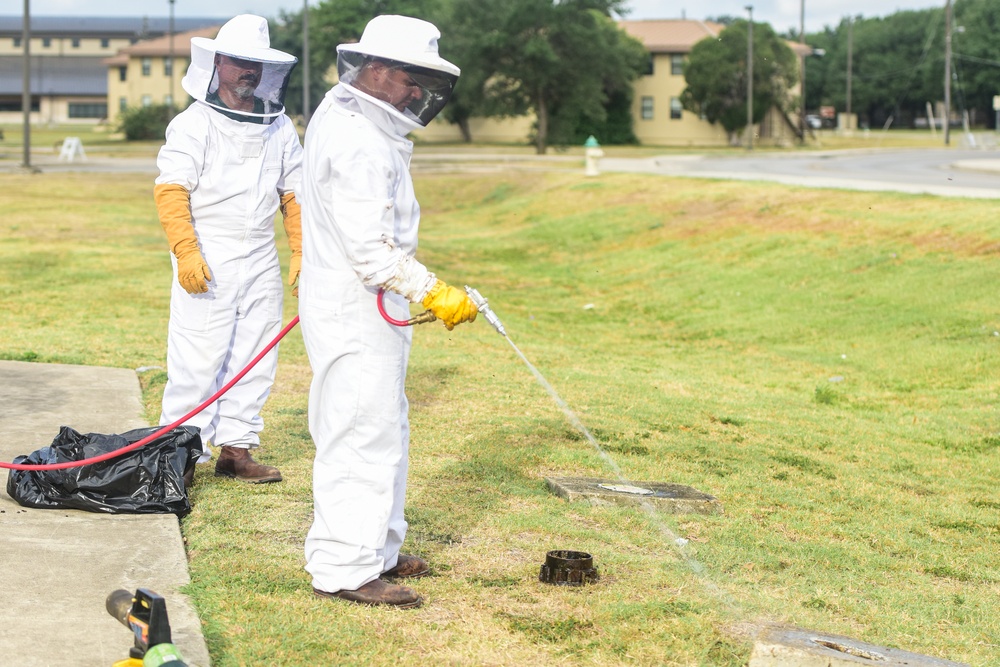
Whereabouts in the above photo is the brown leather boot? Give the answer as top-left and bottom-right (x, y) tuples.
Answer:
(214, 446), (282, 483)
(313, 579), (422, 609)
(382, 554), (429, 579)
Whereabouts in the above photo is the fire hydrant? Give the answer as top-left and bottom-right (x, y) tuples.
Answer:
(584, 135), (604, 176)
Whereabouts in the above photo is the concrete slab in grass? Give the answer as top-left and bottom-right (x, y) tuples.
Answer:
(748, 626), (969, 667)
(545, 476), (723, 515)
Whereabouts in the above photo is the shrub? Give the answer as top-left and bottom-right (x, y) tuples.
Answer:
(116, 104), (173, 141)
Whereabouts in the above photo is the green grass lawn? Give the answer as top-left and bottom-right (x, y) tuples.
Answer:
(0, 167), (997, 666)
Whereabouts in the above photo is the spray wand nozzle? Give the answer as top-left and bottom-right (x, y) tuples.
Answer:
(465, 285), (506, 337)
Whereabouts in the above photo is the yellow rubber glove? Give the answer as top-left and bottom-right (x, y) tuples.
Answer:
(421, 279), (478, 330)
(154, 183), (212, 294)
(280, 192), (302, 297)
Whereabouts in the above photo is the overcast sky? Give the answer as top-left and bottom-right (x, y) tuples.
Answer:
(21, 0), (948, 35)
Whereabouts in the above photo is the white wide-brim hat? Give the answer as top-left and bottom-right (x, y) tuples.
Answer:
(337, 14), (459, 77)
(190, 14), (296, 64)
(182, 14), (296, 106)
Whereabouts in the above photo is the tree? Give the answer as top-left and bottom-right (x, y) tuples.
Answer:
(822, 12), (942, 129)
(681, 20), (797, 143)
(448, 0), (647, 152)
(800, 0), (1000, 130)
(435, 1), (507, 142)
(268, 0), (646, 147)
(951, 0), (1000, 129)
(705, 15), (740, 27)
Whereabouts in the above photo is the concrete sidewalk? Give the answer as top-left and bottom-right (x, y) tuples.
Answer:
(0, 361), (210, 667)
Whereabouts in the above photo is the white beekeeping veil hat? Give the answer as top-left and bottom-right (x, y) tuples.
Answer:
(337, 15), (460, 127)
(182, 14), (298, 120)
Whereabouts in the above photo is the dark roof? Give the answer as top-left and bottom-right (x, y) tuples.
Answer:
(0, 16), (226, 38)
(0, 56), (107, 96)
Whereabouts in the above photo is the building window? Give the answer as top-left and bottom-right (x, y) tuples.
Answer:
(101, 38), (110, 48)
(642, 54), (654, 76)
(71, 38), (81, 48)
(69, 103), (107, 119)
(120, 97), (128, 112)
(671, 54), (684, 76)
(13, 37), (21, 48)
(142, 58), (152, 76)
(141, 95), (152, 107)
(670, 97), (683, 120)
(164, 57), (173, 77)
(164, 94), (173, 107)
(641, 96), (654, 120)
(119, 66), (127, 82)
(0, 97), (39, 112)
(42, 37), (52, 48)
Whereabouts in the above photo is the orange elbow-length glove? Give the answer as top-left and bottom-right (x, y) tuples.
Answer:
(280, 192), (302, 296)
(154, 183), (211, 294)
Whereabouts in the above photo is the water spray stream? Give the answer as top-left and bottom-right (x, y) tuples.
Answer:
(408, 288), (744, 614)
(504, 334), (737, 612)
(500, 331), (741, 613)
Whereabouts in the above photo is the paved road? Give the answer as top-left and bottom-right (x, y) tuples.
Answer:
(0, 154), (159, 174)
(3, 147), (999, 198)
(599, 148), (1000, 199)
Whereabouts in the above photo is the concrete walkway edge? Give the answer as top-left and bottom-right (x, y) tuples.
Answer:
(0, 360), (210, 667)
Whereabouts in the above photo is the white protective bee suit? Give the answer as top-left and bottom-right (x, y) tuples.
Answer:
(155, 15), (302, 462)
(299, 15), (475, 594)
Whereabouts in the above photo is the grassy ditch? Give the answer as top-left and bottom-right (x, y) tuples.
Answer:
(1, 168), (997, 666)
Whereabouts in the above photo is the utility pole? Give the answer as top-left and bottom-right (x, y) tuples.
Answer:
(21, 0), (31, 170)
(302, 0), (310, 124)
(168, 0), (175, 114)
(746, 5), (753, 151)
(846, 17), (853, 121)
(799, 0), (806, 143)
(944, 0), (952, 145)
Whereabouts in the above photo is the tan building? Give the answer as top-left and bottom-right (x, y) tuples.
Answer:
(415, 18), (809, 147)
(0, 16), (222, 125)
(619, 20), (728, 146)
(621, 19), (811, 147)
(103, 26), (220, 125)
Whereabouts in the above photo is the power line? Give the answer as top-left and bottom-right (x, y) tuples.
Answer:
(850, 64), (932, 83)
(953, 52), (1000, 68)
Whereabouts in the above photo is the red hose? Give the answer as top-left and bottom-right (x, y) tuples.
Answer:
(1, 316), (300, 472)
(376, 288), (410, 326)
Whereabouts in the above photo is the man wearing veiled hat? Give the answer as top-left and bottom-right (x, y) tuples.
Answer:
(299, 14), (478, 609)
(154, 15), (303, 484)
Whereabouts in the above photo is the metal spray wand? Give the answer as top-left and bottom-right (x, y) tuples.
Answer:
(464, 285), (506, 336)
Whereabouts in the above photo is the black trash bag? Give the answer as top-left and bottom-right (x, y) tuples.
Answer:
(5, 425), (201, 516)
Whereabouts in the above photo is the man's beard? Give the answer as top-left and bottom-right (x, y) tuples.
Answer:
(234, 80), (257, 101)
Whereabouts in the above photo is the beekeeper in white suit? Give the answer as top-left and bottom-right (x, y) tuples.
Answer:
(154, 14), (302, 484)
(300, 14), (478, 608)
